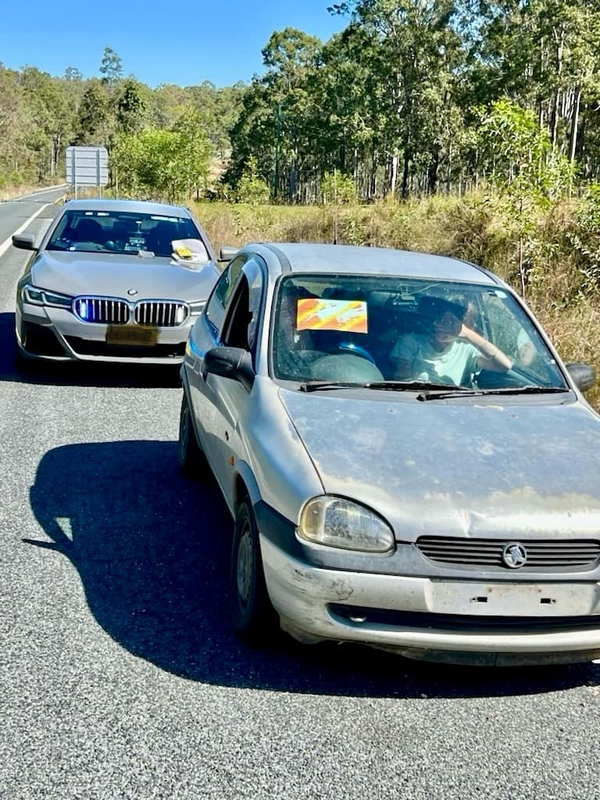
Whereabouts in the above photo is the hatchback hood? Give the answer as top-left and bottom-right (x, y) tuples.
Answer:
(279, 389), (600, 541)
(31, 251), (219, 301)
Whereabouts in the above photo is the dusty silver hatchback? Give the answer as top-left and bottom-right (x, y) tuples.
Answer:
(180, 243), (600, 666)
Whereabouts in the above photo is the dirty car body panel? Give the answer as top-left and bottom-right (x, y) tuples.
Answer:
(182, 243), (600, 665)
(15, 199), (220, 365)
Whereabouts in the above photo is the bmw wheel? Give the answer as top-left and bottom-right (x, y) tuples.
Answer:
(230, 496), (276, 641)
(178, 392), (209, 479)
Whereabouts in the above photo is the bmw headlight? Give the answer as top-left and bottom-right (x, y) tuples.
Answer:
(22, 284), (73, 309)
(298, 496), (395, 553)
(189, 300), (206, 316)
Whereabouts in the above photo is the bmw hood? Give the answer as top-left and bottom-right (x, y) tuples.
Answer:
(31, 251), (220, 301)
(279, 389), (600, 541)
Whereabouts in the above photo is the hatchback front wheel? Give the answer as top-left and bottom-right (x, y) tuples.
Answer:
(230, 497), (276, 641)
(178, 393), (209, 479)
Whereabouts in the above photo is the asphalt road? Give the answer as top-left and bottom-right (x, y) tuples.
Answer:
(1, 204), (599, 799)
(0, 187), (68, 248)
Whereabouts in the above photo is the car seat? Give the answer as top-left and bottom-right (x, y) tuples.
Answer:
(146, 222), (175, 257)
(74, 218), (105, 244)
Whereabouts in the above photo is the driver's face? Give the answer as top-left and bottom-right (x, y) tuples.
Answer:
(432, 311), (462, 344)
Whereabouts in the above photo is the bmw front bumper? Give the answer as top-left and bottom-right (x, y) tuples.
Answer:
(17, 302), (191, 365)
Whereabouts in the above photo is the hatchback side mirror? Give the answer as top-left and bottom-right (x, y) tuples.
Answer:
(12, 234), (38, 251)
(204, 347), (255, 391)
(566, 362), (596, 393)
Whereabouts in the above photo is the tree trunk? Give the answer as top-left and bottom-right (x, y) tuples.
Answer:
(551, 25), (564, 150)
(428, 150), (439, 195)
(369, 142), (377, 200)
(401, 149), (410, 199)
(390, 154), (399, 197)
(569, 88), (582, 164)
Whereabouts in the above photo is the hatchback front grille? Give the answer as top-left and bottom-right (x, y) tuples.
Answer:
(134, 301), (188, 327)
(74, 297), (129, 324)
(417, 536), (600, 570)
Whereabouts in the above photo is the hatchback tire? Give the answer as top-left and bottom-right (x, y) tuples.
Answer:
(178, 393), (209, 479)
(230, 497), (277, 642)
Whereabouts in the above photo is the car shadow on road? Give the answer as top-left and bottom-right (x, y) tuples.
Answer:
(26, 440), (600, 699)
(0, 312), (181, 388)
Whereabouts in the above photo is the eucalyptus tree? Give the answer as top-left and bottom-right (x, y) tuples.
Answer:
(227, 28), (323, 201)
(472, 0), (600, 168)
(330, 0), (466, 196)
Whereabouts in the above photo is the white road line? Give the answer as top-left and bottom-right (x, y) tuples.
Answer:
(0, 203), (51, 260)
(2, 184), (69, 203)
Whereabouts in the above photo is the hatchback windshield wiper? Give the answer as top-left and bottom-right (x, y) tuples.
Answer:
(417, 385), (570, 401)
(299, 380), (468, 393)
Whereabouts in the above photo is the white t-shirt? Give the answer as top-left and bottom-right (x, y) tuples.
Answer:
(391, 333), (481, 386)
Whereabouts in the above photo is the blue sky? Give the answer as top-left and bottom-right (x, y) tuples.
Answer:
(0, 0), (347, 87)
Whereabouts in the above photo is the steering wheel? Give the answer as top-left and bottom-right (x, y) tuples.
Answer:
(334, 341), (377, 366)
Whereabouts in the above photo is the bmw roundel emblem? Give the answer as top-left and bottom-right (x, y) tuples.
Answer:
(127, 288), (138, 296)
(502, 543), (528, 569)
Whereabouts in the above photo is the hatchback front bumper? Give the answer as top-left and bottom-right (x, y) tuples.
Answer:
(260, 537), (600, 665)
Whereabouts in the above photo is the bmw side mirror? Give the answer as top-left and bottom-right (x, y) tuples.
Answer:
(566, 362), (596, 393)
(219, 246), (238, 262)
(12, 234), (38, 251)
(204, 347), (255, 392)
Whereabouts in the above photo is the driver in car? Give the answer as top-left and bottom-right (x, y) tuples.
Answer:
(391, 296), (512, 386)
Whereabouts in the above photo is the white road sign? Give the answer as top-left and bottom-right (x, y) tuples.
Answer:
(66, 146), (109, 195)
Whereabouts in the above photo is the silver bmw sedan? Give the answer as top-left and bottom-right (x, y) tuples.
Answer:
(179, 242), (600, 666)
(13, 198), (227, 365)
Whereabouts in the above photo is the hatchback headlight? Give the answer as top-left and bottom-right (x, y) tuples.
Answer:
(298, 496), (395, 553)
(22, 284), (73, 309)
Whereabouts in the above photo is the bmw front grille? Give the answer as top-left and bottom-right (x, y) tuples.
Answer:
(73, 297), (189, 327)
(74, 297), (129, 324)
(134, 301), (189, 327)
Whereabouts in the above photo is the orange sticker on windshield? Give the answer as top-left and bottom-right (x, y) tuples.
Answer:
(296, 298), (368, 333)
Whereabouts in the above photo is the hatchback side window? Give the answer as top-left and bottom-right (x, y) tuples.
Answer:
(221, 259), (265, 362)
(205, 255), (245, 338)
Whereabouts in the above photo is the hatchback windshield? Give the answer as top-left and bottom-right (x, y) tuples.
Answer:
(47, 210), (208, 259)
(272, 274), (567, 391)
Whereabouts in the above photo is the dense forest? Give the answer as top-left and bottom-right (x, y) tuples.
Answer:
(0, 46), (244, 197)
(1, 0), (600, 204)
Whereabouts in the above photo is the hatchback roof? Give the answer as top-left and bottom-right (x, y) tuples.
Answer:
(264, 243), (498, 285)
(63, 198), (192, 217)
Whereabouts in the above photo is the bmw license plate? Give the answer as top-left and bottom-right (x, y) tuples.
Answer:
(106, 325), (158, 347)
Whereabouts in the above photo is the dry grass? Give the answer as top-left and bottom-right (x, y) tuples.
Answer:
(1, 182), (61, 201)
(194, 197), (600, 408)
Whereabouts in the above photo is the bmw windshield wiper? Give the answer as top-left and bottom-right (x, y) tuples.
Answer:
(299, 380), (468, 393)
(418, 385), (571, 401)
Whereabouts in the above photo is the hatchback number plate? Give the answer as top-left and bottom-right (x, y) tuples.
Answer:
(427, 581), (600, 617)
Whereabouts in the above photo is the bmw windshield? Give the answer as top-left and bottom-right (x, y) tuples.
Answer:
(272, 274), (568, 391)
(47, 210), (208, 260)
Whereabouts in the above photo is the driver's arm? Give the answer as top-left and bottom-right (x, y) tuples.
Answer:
(460, 326), (513, 373)
(390, 333), (417, 379)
